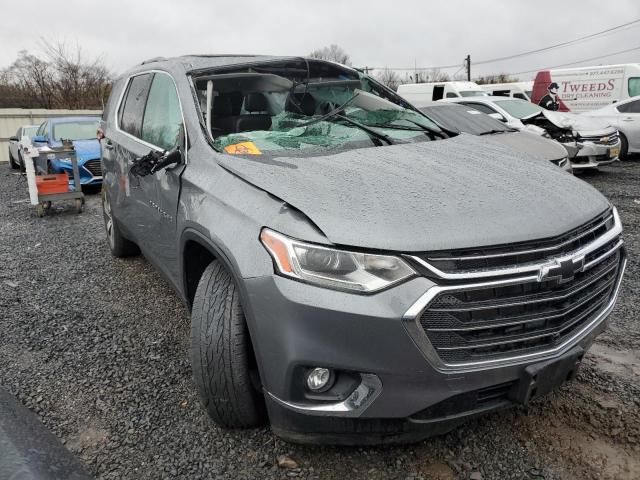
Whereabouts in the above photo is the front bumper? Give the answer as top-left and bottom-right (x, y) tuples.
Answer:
(567, 139), (621, 170)
(243, 245), (626, 444)
(49, 159), (103, 185)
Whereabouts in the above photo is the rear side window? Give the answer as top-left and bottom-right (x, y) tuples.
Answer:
(118, 73), (153, 138)
(618, 99), (640, 113)
(628, 78), (640, 98)
(141, 73), (183, 150)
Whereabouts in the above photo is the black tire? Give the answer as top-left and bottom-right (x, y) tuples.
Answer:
(190, 261), (266, 428)
(102, 189), (139, 257)
(619, 133), (629, 161)
(8, 149), (19, 170)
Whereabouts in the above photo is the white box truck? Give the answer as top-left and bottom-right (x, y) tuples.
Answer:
(531, 64), (640, 113)
(397, 81), (486, 106)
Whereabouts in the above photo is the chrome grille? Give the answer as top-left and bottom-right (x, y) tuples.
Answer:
(414, 210), (614, 275)
(579, 132), (619, 146)
(405, 208), (626, 368)
(84, 159), (102, 177)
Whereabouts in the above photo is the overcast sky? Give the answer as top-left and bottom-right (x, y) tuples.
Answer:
(1, 0), (639, 81)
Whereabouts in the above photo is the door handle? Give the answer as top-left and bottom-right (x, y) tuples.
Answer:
(621, 117), (634, 122)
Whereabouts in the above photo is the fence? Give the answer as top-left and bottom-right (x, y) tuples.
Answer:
(0, 109), (102, 164)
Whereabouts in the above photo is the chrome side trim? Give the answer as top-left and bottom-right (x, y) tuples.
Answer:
(402, 254), (626, 373)
(407, 208), (622, 280)
(265, 374), (382, 417)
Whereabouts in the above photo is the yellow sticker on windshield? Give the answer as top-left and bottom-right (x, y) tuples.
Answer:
(224, 142), (262, 155)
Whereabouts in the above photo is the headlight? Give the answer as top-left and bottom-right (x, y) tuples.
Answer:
(260, 228), (415, 293)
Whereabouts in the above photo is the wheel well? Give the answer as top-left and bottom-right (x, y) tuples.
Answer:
(183, 240), (217, 309)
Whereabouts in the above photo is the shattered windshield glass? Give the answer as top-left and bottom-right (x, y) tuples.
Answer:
(195, 62), (444, 157)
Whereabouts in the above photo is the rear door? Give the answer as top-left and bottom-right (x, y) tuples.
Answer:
(108, 72), (154, 243)
(617, 98), (640, 151)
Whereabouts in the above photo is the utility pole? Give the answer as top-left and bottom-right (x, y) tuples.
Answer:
(465, 54), (471, 81)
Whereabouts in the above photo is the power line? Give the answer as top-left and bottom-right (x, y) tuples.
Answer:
(473, 18), (640, 66)
(511, 45), (640, 75)
(364, 18), (640, 71)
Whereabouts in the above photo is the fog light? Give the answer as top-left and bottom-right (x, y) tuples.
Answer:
(306, 367), (332, 392)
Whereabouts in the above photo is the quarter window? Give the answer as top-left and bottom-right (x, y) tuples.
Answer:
(141, 73), (183, 150)
(119, 73), (153, 138)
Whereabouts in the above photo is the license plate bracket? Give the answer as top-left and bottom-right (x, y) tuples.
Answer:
(510, 347), (584, 405)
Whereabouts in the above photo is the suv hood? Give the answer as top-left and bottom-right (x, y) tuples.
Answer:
(218, 134), (609, 252)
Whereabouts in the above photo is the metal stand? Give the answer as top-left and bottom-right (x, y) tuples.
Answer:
(23, 137), (85, 217)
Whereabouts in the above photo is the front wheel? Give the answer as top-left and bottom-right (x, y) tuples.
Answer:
(619, 133), (629, 161)
(190, 261), (266, 428)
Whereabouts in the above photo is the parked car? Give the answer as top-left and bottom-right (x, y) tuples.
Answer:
(531, 63), (640, 113)
(7, 124), (39, 170)
(444, 96), (621, 170)
(418, 102), (571, 172)
(479, 81), (533, 101)
(101, 55), (626, 444)
(582, 95), (640, 159)
(33, 117), (102, 185)
(397, 81), (487, 105)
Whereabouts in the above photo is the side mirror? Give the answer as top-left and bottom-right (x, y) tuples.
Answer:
(32, 135), (47, 143)
(131, 147), (182, 177)
(9, 136), (19, 142)
(488, 112), (507, 122)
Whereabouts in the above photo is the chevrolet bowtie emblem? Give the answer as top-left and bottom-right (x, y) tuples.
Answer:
(538, 257), (584, 283)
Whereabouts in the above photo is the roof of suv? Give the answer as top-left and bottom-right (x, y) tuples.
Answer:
(136, 54), (314, 73)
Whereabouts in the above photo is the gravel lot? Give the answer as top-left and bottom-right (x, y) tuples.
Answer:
(1, 160), (639, 480)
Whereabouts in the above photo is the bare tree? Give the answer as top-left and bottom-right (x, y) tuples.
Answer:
(375, 68), (402, 91)
(308, 44), (352, 66)
(475, 73), (519, 84)
(411, 68), (451, 84)
(0, 39), (112, 109)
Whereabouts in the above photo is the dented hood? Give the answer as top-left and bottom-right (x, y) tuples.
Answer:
(218, 135), (609, 252)
(525, 110), (614, 133)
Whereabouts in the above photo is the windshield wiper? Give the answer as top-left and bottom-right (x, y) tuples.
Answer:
(478, 129), (515, 136)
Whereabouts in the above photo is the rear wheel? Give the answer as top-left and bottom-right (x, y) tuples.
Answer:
(9, 149), (19, 170)
(102, 189), (139, 257)
(619, 133), (629, 161)
(190, 261), (266, 428)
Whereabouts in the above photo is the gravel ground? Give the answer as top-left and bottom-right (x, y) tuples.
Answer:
(1, 160), (639, 480)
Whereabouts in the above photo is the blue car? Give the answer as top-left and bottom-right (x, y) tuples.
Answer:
(33, 117), (102, 186)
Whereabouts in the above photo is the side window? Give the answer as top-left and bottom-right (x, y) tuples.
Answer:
(141, 73), (183, 150)
(445, 92), (458, 98)
(118, 73), (153, 138)
(628, 77), (640, 98)
(514, 93), (526, 100)
(625, 99), (640, 113)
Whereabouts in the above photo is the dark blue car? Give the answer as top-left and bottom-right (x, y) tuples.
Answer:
(33, 117), (102, 186)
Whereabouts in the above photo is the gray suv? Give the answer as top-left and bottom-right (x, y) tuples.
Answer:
(100, 55), (626, 444)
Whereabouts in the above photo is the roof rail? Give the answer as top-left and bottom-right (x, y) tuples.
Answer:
(140, 57), (167, 65)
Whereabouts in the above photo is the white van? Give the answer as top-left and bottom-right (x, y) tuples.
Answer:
(397, 81), (486, 106)
(479, 81), (533, 101)
(531, 64), (640, 113)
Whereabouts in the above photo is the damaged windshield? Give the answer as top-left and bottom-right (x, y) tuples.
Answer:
(192, 59), (446, 156)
